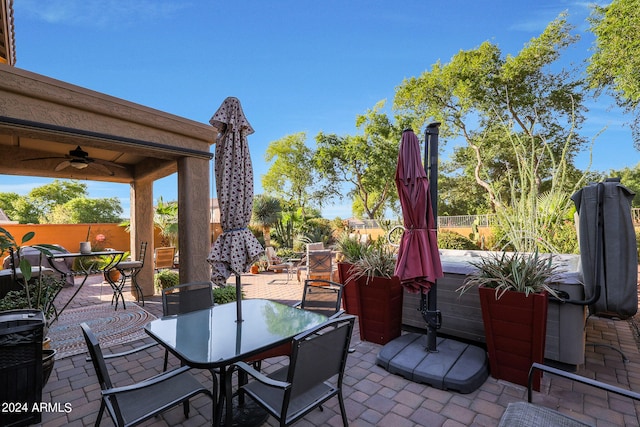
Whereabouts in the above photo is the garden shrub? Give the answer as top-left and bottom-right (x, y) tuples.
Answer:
(213, 285), (243, 304)
(438, 230), (480, 250)
(153, 270), (179, 291)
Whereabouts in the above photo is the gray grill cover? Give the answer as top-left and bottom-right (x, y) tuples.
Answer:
(571, 178), (637, 318)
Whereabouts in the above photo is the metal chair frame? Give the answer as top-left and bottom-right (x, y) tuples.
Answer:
(235, 315), (356, 426)
(161, 281), (215, 371)
(114, 241), (147, 308)
(81, 322), (212, 427)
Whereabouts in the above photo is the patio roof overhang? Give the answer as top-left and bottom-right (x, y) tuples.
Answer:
(0, 63), (217, 289)
(0, 64), (213, 182)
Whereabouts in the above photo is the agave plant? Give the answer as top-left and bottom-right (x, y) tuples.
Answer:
(457, 250), (561, 300)
(334, 233), (369, 264)
(349, 239), (397, 283)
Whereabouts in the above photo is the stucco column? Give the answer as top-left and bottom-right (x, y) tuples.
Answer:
(130, 178), (154, 297)
(178, 156), (211, 283)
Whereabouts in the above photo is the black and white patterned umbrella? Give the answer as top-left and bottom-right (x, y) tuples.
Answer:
(207, 97), (263, 320)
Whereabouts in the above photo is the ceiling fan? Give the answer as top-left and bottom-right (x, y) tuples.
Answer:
(23, 145), (125, 176)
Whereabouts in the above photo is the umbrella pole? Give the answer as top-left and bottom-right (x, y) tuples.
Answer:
(377, 122), (488, 394)
(235, 273), (243, 322)
(423, 122), (441, 352)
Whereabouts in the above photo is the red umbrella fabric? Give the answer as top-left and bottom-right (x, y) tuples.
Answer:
(394, 129), (443, 293)
(207, 97), (263, 285)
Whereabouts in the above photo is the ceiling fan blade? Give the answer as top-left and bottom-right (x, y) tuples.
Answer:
(22, 156), (67, 162)
(88, 162), (115, 176)
(55, 160), (71, 171)
(92, 158), (126, 169)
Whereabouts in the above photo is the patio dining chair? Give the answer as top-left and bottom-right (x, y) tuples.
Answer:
(154, 246), (176, 271)
(94, 281), (215, 373)
(81, 322), (212, 427)
(499, 362), (640, 426)
(114, 241), (147, 307)
(234, 315), (356, 427)
(296, 279), (345, 318)
(161, 281), (215, 370)
(297, 248), (333, 282)
(244, 279), (344, 367)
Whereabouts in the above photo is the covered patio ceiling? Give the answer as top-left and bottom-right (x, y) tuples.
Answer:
(0, 63), (216, 289)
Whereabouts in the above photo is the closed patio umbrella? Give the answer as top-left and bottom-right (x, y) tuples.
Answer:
(378, 125), (488, 394)
(394, 128), (443, 293)
(207, 97), (263, 321)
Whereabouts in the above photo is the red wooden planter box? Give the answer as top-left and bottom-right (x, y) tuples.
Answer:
(338, 262), (360, 316)
(357, 275), (403, 345)
(338, 262), (403, 345)
(478, 286), (548, 391)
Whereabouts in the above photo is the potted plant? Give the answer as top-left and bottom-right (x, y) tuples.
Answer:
(96, 252), (129, 283)
(334, 233), (368, 316)
(0, 227), (65, 390)
(250, 262), (260, 274)
(343, 238), (403, 345)
(154, 270), (180, 293)
(456, 250), (560, 391)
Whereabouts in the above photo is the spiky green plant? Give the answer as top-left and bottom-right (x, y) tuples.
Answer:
(489, 106), (589, 253)
(457, 250), (561, 300)
(334, 233), (369, 264)
(349, 239), (397, 282)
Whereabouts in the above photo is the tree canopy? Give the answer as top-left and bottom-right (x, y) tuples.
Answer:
(394, 13), (587, 214)
(46, 197), (123, 223)
(588, 0), (640, 150)
(0, 180), (123, 224)
(262, 132), (325, 215)
(315, 102), (407, 219)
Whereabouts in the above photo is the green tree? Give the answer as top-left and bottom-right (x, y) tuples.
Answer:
(314, 101), (406, 219)
(610, 163), (640, 208)
(262, 132), (322, 216)
(46, 198), (123, 223)
(29, 180), (88, 220)
(6, 180), (89, 223)
(252, 194), (282, 247)
(11, 197), (40, 224)
(154, 196), (178, 247)
(588, 0), (640, 150)
(394, 14), (587, 213)
(120, 197), (179, 246)
(0, 192), (20, 220)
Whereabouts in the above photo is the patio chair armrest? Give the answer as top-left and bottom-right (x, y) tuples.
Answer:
(234, 361), (291, 389)
(328, 309), (345, 320)
(85, 342), (158, 362)
(102, 366), (192, 396)
(528, 363), (640, 403)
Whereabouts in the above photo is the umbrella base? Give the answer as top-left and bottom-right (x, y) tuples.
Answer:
(377, 332), (488, 394)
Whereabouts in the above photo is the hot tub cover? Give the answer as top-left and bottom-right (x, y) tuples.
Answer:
(571, 178), (637, 318)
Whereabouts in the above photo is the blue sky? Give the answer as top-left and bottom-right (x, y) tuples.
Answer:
(4, 0), (638, 219)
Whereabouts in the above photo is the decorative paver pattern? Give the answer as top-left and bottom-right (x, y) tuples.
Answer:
(32, 270), (640, 426)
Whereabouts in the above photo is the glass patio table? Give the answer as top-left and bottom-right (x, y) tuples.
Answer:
(144, 298), (328, 426)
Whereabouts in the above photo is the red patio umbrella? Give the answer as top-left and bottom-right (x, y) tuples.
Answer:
(394, 128), (443, 293)
(207, 97), (263, 321)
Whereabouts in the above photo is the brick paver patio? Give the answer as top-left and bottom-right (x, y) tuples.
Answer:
(34, 270), (640, 426)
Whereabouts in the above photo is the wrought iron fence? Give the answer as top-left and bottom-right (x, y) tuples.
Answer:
(348, 208), (640, 230)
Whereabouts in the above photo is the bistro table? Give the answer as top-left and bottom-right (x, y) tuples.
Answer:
(145, 298), (329, 427)
(47, 250), (125, 321)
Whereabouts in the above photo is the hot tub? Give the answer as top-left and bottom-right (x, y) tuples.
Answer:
(402, 249), (587, 367)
